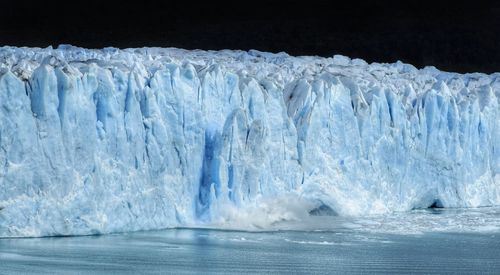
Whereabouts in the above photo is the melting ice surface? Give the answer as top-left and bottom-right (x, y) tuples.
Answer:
(0, 45), (498, 237)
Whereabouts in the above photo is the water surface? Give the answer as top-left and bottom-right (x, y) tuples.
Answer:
(1, 208), (500, 274)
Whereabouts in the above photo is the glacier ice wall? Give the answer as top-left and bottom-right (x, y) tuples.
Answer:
(0, 45), (498, 237)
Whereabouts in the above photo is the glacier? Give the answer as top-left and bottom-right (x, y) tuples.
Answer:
(0, 45), (498, 237)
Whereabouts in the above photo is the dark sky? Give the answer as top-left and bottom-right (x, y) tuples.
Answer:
(2, 0), (499, 73)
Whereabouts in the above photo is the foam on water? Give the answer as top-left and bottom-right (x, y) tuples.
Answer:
(255, 206), (500, 235)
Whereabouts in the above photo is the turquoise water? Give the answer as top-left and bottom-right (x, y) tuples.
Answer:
(1, 209), (500, 274)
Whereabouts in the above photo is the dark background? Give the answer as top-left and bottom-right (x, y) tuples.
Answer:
(2, 1), (499, 73)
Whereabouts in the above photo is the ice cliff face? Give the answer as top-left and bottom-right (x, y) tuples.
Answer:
(0, 45), (498, 237)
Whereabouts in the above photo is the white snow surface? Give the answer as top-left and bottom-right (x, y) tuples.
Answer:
(0, 45), (498, 237)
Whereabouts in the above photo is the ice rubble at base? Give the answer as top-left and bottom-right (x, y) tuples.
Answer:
(0, 45), (498, 237)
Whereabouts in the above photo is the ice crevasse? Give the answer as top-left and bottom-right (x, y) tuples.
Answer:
(0, 45), (498, 237)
